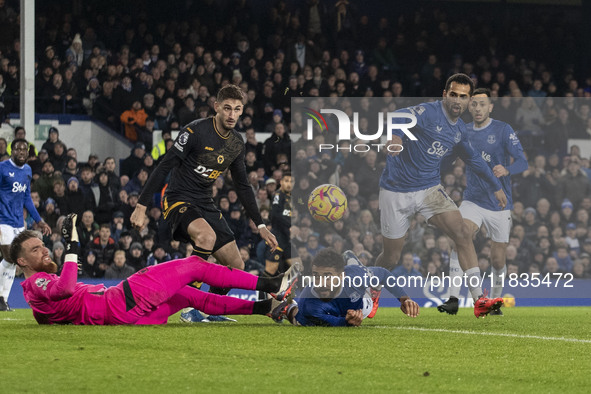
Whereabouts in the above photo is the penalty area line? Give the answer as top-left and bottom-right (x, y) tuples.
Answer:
(373, 326), (591, 344)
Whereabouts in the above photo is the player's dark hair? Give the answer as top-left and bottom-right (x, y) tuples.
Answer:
(10, 230), (42, 265)
(282, 171), (292, 178)
(312, 248), (346, 271)
(216, 84), (244, 103)
(473, 87), (491, 97)
(445, 73), (475, 96)
(11, 138), (28, 150)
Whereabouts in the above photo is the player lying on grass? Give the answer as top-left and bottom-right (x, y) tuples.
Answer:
(12, 214), (297, 325)
(275, 249), (419, 326)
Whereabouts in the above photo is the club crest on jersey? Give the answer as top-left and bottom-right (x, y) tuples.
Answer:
(350, 291), (362, 303)
(217, 155), (224, 164)
(454, 132), (461, 143)
(487, 135), (496, 144)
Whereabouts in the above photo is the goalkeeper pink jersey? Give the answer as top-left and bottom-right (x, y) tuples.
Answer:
(21, 261), (113, 324)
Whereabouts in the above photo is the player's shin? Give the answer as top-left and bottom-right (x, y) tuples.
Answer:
(465, 267), (484, 301)
(257, 268), (277, 300)
(448, 250), (462, 298)
(490, 265), (506, 299)
(252, 299), (273, 315)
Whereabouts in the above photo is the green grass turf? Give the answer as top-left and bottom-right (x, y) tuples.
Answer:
(2, 306), (590, 393)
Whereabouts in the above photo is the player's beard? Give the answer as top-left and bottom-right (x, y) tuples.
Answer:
(444, 100), (465, 119)
(216, 114), (235, 134)
(222, 119), (235, 132)
(39, 259), (59, 274)
(13, 155), (27, 167)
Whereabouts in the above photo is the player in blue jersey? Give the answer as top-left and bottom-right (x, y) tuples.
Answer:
(0, 139), (51, 310)
(438, 88), (527, 316)
(375, 74), (506, 318)
(274, 249), (419, 327)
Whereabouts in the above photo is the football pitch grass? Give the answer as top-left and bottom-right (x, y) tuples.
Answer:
(2, 306), (590, 393)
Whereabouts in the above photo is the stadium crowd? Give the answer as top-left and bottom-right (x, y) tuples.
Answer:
(0, 0), (590, 280)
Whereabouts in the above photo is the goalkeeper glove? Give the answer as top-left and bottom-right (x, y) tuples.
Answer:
(62, 213), (80, 256)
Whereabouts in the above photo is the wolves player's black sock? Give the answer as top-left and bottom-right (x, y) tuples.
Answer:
(257, 270), (277, 300)
(209, 286), (231, 295)
(252, 299), (273, 315)
(192, 246), (213, 261)
(256, 274), (283, 293)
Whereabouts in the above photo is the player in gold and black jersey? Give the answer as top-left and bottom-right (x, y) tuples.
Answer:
(263, 172), (299, 285)
(131, 85), (278, 275)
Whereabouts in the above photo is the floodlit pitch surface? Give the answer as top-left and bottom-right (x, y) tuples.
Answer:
(2, 307), (589, 392)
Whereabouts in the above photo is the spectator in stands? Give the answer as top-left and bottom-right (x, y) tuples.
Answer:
(78, 165), (97, 200)
(33, 160), (61, 200)
(61, 157), (78, 182)
(177, 95), (197, 127)
(42, 198), (59, 230)
(78, 210), (99, 254)
(94, 169), (120, 225)
(49, 141), (68, 172)
(240, 245), (264, 275)
(87, 223), (118, 278)
(105, 250), (135, 279)
(113, 73), (136, 115)
(556, 156), (591, 209)
(392, 252), (422, 278)
(51, 178), (67, 213)
(50, 241), (65, 269)
(151, 129), (171, 161)
(138, 117), (156, 152)
(120, 100), (148, 142)
(127, 242), (146, 271)
(245, 128), (264, 161)
(120, 143), (146, 179)
(93, 81), (118, 129)
(41, 127), (61, 155)
(146, 244), (171, 266)
(65, 177), (92, 217)
(124, 167), (149, 196)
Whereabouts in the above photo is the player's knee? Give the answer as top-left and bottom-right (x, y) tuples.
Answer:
(194, 231), (216, 250)
(490, 252), (505, 270)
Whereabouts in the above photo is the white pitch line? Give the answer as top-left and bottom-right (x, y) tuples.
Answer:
(373, 326), (591, 344)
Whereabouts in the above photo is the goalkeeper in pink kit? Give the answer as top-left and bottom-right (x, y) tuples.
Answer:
(13, 214), (297, 325)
